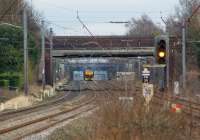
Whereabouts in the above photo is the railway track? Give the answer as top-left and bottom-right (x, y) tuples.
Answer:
(152, 94), (200, 123)
(0, 91), (73, 121)
(92, 80), (200, 117)
(3, 80), (198, 140)
(123, 83), (200, 128)
(0, 89), (96, 140)
(96, 80), (200, 126)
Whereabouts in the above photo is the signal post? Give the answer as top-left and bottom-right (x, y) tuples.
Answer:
(155, 35), (169, 91)
(141, 35), (169, 112)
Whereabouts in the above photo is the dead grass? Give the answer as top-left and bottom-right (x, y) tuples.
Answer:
(186, 70), (200, 95)
(0, 88), (21, 103)
(88, 93), (190, 140)
(47, 82), (200, 140)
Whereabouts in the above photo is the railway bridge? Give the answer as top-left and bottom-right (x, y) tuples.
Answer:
(45, 36), (179, 86)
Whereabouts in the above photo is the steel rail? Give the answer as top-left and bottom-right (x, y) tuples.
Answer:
(0, 92), (71, 121)
(0, 94), (96, 137)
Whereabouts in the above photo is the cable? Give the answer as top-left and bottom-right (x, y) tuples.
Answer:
(76, 11), (116, 59)
(76, 11), (95, 38)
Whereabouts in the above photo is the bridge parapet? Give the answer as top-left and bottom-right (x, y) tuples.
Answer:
(52, 36), (155, 50)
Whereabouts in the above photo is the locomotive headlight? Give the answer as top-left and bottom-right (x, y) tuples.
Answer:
(85, 71), (93, 75)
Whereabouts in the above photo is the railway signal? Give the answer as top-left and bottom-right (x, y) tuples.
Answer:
(154, 35), (169, 90)
(156, 39), (167, 64)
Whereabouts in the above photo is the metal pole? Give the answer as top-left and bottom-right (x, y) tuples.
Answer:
(182, 21), (186, 90)
(125, 78), (128, 95)
(50, 28), (53, 86)
(41, 20), (45, 91)
(138, 57), (141, 79)
(152, 57), (156, 85)
(23, 8), (28, 95)
(166, 35), (170, 90)
(53, 58), (56, 87)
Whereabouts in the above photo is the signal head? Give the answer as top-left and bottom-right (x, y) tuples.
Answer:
(156, 39), (166, 64)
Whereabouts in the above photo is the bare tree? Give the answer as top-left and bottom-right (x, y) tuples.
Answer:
(166, 0), (200, 39)
(0, 0), (23, 24)
(0, 0), (46, 34)
(126, 14), (164, 37)
(166, 16), (182, 37)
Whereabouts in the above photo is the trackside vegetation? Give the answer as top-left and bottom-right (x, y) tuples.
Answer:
(0, 24), (40, 89)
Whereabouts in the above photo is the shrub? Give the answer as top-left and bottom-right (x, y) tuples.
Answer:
(0, 24), (40, 84)
(0, 72), (23, 88)
(0, 80), (9, 88)
(197, 48), (200, 69)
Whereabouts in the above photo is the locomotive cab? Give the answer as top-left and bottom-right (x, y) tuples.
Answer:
(84, 70), (94, 81)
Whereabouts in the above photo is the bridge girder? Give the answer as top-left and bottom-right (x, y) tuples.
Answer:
(52, 47), (155, 58)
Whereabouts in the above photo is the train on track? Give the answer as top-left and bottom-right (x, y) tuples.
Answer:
(84, 69), (94, 81)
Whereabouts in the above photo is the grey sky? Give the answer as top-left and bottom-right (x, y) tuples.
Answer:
(31, 0), (180, 36)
